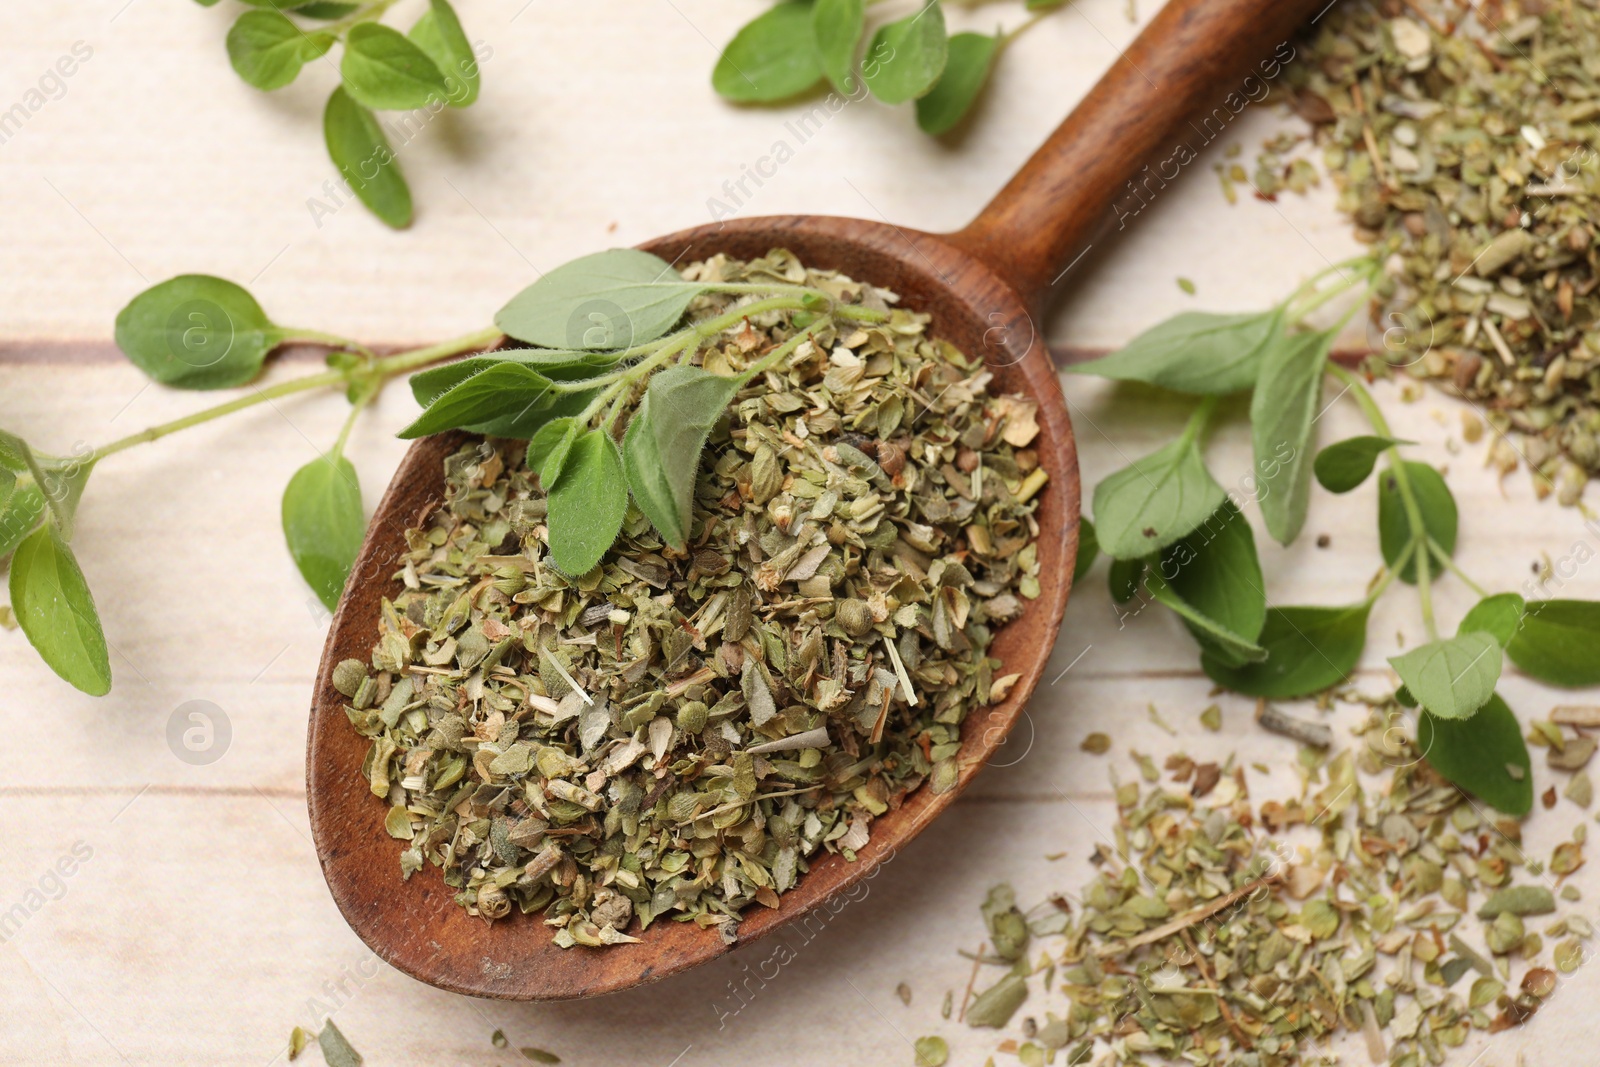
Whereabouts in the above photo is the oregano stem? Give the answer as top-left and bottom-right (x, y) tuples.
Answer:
(1326, 363), (1439, 638)
(1180, 396), (1221, 447)
(1364, 547), (1410, 607)
(277, 328), (373, 358)
(88, 326), (502, 463)
(1429, 537), (1489, 597)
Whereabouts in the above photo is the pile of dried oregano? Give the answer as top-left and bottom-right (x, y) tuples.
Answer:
(1258, 0), (1600, 504)
(953, 696), (1592, 1066)
(333, 254), (1045, 946)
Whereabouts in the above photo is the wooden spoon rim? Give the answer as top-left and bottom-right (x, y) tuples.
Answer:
(306, 215), (1079, 1000)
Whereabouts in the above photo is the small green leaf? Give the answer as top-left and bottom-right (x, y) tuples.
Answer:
(547, 431), (627, 575)
(1156, 501), (1266, 666)
(114, 275), (281, 389)
(1507, 600), (1600, 686)
(323, 87), (413, 228)
(10, 523), (111, 696)
(713, 1), (825, 103)
(283, 454), (365, 611)
(915, 31), (997, 135)
(0, 430), (94, 542)
(862, 2), (948, 104)
(0, 469), (12, 513)
(399, 362), (556, 439)
(526, 417), (580, 485)
(291, 2), (358, 17)
(1459, 592), (1525, 647)
(340, 22), (450, 110)
(1378, 461), (1456, 584)
(623, 366), (742, 550)
(0, 479), (46, 561)
(1072, 517), (1098, 583)
(1108, 556), (1144, 604)
(1091, 437), (1225, 559)
(1251, 328), (1333, 546)
(1202, 603), (1370, 699)
(409, 350), (616, 404)
(1069, 310), (1284, 396)
(813, 0), (865, 93)
(1313, 435), (1408, 494)
(1148, 569), (1266, 668)
(1389, 631), (1501, 721)
(496, 249), (705, 351)
(1419, 694), (1532, 815)
(226, 11), (333, 91)
(409, 0), (479, 107)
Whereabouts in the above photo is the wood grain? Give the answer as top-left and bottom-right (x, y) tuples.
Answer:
(307, 0), (1326, 1000)
(949, 0), (1321, 312)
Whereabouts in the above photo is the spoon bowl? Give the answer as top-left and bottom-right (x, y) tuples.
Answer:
(307, 0), (1325, 1000)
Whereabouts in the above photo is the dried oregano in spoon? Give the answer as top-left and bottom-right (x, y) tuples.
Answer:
(331, 252), (1046, 945)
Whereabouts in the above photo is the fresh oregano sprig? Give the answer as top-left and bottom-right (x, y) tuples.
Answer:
(196, 0), (485, 227)
(398, 249), (892, 575)
(1071, 257), (1600, 817)
(714, 0), (1066, 136)
(0, 249), (888, 696)
(1, 282), (497, 695)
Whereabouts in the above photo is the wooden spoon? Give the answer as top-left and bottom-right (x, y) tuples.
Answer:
(308, 0), (1324, 1000)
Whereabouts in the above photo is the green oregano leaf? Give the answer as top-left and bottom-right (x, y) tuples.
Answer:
(1108, 556), (1144, 604)
(1069, 310), (1284, 396)
(712, 1), (825, 103)
(1072, 517), (1098, 584)
(226, 10), (333, 91)
(1156, 501), (1266, 666)
(1418, 694), (1532, 816)
(292, 2), (358, 17)
(10, 523), (111, 696)
(915, 32), (998, 135)
(0, 478), (47, 561)
(323, 87), (413, 228)
(409, 0), (479, 107)
(114, 275), (282, 389)
(400, 362), (557, 439)
(409, 350), (616, 405)
(546, 431), (627, 576)
(1202, 603), (1370, 699)
(0, 430), (94, 542)
(1459, 592), (1525, 647)
(1091, 436), (1225, 559)
(813, 0), (865, 93)
(1251, 328), (1333, 546)
(1389, 631), (1501, 721)
(283, 454), (365, 612)
(1312, 435), (1408, 494)
(1506, 600), (1600, 686)
(1147, 569), (1267, 668)
(862, 1), (949, 104)
(622, 365), (741, 550)
(526, 417), (580, 485)
(1377, 461), (1456, 584)
(340, 22), (450, 111)
(496, 249), (706, 351)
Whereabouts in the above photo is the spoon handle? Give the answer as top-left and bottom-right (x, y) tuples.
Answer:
(947, 0), (1329, 313)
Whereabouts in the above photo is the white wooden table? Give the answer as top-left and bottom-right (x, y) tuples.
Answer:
(3, 2), (1597, 1064)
